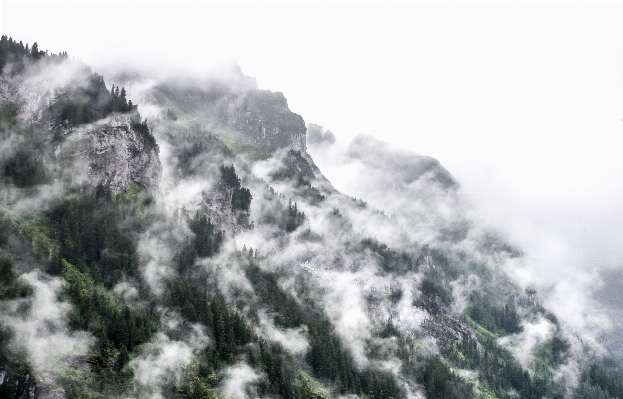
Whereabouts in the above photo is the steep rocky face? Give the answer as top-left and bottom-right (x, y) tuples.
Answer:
(0, 78), (19, 106)
(63, 113), (161, 195)
(186, 181), (253, 234)
(155, 84), (307, 153)
(0, 77), (50, 125)
(229, 90), (306, 152)
(2, 70), (162, 196)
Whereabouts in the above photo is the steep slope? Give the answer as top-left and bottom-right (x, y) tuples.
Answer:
(1, 37), (622, 399)
(59, 112), (160, 194)
(0, 59), (160, 195)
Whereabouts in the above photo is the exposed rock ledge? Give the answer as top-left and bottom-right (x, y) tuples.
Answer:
(63, 113), (161, 195)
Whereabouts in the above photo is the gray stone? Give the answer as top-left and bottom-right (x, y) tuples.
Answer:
(63, 113), (161, 195)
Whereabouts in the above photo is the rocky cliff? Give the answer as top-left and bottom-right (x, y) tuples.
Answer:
(0, 77), (49, 125)
(153, 83), (307, 153)
(185, 181), (253, 234)
(62, 113), (161, 195)
(228, 90), (306, 152)
(1, 75), (161, 196)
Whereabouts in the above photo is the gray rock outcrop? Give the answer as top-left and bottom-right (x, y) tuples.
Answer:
(0, 77), (50, 124)
(155, 84), (307, 153)
(64, 113), (161, 195)
(229, 90), (306, 152)
(186, 181), (253, 234)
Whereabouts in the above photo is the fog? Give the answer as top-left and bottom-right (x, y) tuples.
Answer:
(2, 0), (623, 396)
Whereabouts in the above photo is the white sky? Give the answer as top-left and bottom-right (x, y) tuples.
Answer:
(2, 1), (623, 273)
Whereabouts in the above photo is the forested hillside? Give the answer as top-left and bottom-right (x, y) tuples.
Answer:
(0, 36), (622, 399)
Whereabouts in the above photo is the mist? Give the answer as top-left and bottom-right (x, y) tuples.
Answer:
(2, 1), (623, 398)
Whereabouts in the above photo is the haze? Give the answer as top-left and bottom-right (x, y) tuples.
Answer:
(2, 1), (623, 354)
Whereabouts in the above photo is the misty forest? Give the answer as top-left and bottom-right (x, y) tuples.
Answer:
(0, 36), (622, 399)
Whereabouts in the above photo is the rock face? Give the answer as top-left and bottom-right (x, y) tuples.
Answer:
(0, 78), (18, 104)
(63, 113), (161, 195)
(0, 77), (49, 125)
(1, 74), (162, 196)
(422, 311), (479, 351)
(284, 150), (316, 181)
(157, 84), (307, 153)
(186, 182), (253, 234)
(228, 90), (306, 152)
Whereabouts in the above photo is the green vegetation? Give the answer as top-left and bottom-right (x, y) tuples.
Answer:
(575, 363), (623, 399)
(220, 164), (252, 211)
(271, 150), (326, 204)
(416, 277), (453, 315)
(186, 212), (224, 260)
(166, 277), (252, 366)
(359, 238), (417, 274)
(256, 188), (306, 232)
(130, 115), (157, 150)
(297, 371), (330, 399)
(45, 187), (158, 371)
(5, 185), (160, 391)
(245, 262), (404, 399)
(232, 186), (252, 211)
(3, 35), (623, 399)
(61, 258), (156, 370)
(47, 73), (134, 127)
(47, 185), (140, 287)
(0, 258), (31, 300)
(0, 100), (18, 132)
(416, 356), (475, 399)
(283, 200), (305, 232)
(114, 182), (144, 203)
(177, 138), (233, 176)
(0, 35), (68, 75)
(220, 164), (241, 188)
(440, 318), (566, 399)
(3, 147), (49, 187)
(417, 247), (460, 281)
(466, 292), (522, 335)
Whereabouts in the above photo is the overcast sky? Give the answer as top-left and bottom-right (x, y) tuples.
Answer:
(2, 2), (623, 312)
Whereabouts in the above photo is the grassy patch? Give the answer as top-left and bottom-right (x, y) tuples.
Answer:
(12, 216), (57, 257)
(465, 316), (499, 340)
(478, 387), (498, 399)
(298, 370), (330, 399)
(114, 182), (144, 203)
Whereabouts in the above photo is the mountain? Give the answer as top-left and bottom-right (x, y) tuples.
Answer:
(1, 36), (623, 399)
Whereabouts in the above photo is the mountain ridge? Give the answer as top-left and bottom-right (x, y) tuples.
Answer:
(0, 36), (622, 399)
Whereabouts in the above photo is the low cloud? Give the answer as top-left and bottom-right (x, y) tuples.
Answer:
(0, 271), (94, 386)
(257, 310), (309, 355)
(130, 321), (209, 398)
(220, 362), (262, 399)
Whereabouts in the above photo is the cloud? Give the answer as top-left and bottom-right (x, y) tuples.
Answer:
(220, 362), (262, 399)
(307, 123), (336, 147)
(500, 317), (556, 370)
(0, 271), (94, 386)
(130, 321), (209, 398)
(257, 310), (309, 355)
